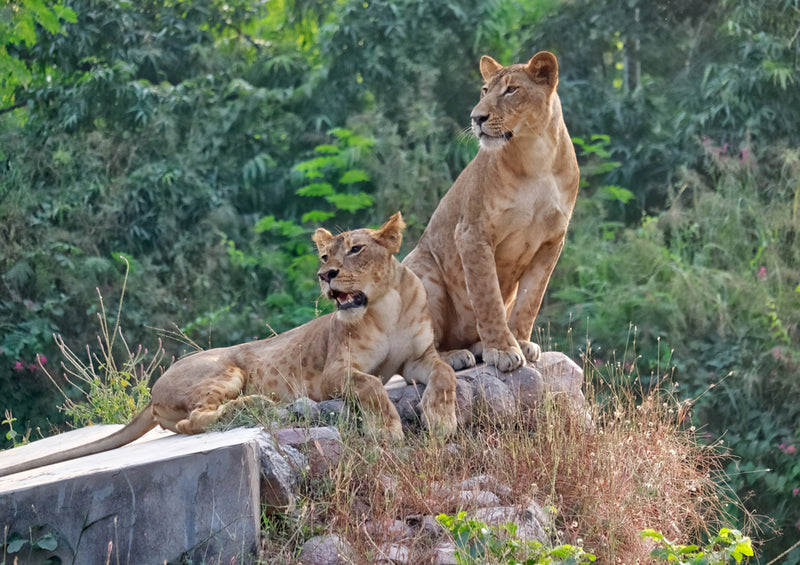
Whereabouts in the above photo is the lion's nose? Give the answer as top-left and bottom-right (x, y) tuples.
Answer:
(318, 269), (339, 283)
(471, 112), (488, 127)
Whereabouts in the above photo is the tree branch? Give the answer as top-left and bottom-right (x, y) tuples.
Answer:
(0, 101), (27, 116)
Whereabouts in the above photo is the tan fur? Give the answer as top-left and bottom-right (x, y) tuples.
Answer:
(403, 52), (580, 372)
(0, 213), (457, 477)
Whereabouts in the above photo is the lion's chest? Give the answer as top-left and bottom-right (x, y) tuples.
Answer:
(355, 290), (430, 381)
(484, 177), (569, 292)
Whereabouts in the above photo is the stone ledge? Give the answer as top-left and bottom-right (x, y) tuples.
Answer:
(0, 426), (267, 564)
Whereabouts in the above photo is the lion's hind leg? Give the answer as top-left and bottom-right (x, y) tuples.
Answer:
(174, 365), (247, 434)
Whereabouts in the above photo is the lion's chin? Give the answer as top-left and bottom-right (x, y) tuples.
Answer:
(478, 132), (512, 151)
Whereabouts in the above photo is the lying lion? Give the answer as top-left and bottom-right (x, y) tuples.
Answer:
(0, 212), (457, 478)
(404, 52), (580, 372)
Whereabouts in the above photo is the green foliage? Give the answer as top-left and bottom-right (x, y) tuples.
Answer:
(40, 268), (159, 427)
(1, 410), (30, 448)
(547, 138), (800, 560)
(1, 527), (59, 564)
(531, 0), (800, 215)
(218, 127), (378, 338)
(642, 528), (754, 565)
(436, 512), (596, 565)
(1, 0), (798, 558)
(0, 0), (76, 112)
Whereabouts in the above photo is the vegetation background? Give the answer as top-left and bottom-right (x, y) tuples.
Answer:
(1, 0), (798, 561)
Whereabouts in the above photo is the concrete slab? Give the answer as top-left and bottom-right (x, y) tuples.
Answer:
(0, 426), (268, 564)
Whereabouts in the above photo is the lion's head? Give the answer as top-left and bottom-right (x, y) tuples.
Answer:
(470, 51), (559, 151)
(312, 212), (405, 322)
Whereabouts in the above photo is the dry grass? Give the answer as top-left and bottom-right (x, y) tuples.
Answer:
(255, 354), (740, 564)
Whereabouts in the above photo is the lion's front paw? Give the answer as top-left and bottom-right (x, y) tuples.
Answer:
(518, 340), (542, 363)
(362, 412), (405, 442)
(421, 391), (457, 438)
(440, 349), (477, 371)
(385, 420), (405, 442)
(483, 345), (526, 372)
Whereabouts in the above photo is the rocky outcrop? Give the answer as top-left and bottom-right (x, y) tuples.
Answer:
(0, 353), (585, 564)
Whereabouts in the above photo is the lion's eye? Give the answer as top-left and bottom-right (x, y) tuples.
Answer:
(480, 86), (488, 96)
(348, 245), (364, 255)
(504, 85), (518, 96)
(320, 254), (328, 262)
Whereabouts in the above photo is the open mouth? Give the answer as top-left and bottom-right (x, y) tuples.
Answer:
(328, 290), (368, 310)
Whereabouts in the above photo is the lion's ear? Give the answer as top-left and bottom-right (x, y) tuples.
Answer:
(375, 212), (405, 255)
(312, 228), (334, 251)
(479, 55), (503, 81)
(525, 51), (558, 90)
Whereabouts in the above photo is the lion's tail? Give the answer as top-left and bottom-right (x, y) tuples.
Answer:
(0, 403), (158, 478)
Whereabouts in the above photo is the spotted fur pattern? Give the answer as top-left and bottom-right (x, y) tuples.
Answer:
(0, 214), (457, 477)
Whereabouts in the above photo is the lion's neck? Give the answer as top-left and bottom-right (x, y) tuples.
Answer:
(479, 98), (569, 179)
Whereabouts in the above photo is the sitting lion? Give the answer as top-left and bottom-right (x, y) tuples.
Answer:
(403, 51), (580, 372)
(0, 213), (457, 477)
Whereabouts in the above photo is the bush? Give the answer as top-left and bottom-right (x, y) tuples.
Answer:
(544, 139), (800, 560)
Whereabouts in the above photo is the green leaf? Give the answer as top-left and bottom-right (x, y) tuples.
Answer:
(325, 192), (374, 213)
(599, 185), (635, 204)
(34, 533), (58, 551)
(52, 4), (78, 24)
(6, 532), (27, 553)
(338, 169), (370, 184)
(296, 182), (334, 197)
(641, 529), (667, 542)
(329, 127), (352, 140)
(301, 210), (336, 223)
(314, 144), (340, 155)
(253, 215), (278, 233)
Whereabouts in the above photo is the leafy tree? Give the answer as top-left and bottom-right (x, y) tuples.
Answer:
(528, 0), (800, 215)
(0, 0), (76, 113)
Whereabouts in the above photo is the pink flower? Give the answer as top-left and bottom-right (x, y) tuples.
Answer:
(757, 267), (767, 280)
(13, 361), (24, 371)
(36, 354), (47, 365)
(793, 487), (799, 497)
(27, 363), (38, 372)
(740, 146), (751, 165)
(787, 445), (797, 455)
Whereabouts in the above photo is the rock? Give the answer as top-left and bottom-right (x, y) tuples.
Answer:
(455, 489), (501, 508)
(432, 542), (459, 565)
(470, 371), (517, 423)
(534, 351), (586, 408)
(376, 542), (411, 563)
(407, 514), (444, 539)
(428, 481), (502, 509)
(289, 397), (322, 422)
(472, 498), (551, 543)
(364, 518), (414, 540)
(454, 378), (474, 426)
(386, 383), (424, 429)
(500, 364), (546, 409)
(273, 426), (343, 480)
(257, 433), (305, 511)
(0, 426), (272, 564)
(317, 399), (352, 425)
(456, 474), (513, 499)
(298, 534), (357, 565)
